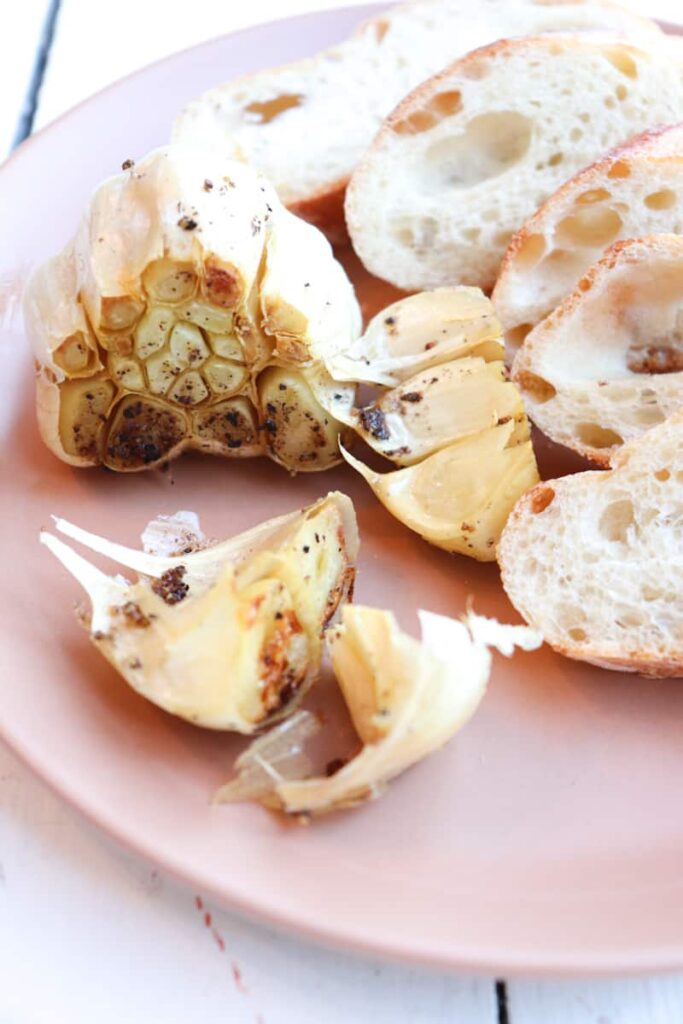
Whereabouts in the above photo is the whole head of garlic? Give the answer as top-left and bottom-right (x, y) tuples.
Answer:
(40, 493), (358, 733)
(25, 145), (360, 473)
(217, 605), (542, 816)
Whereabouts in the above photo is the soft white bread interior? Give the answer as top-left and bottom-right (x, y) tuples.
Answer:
(512, 235), (683, 466)
(494, 124), (683, 352)
(345, 34), (683, 290)
(498, 411), (683, 678)
(173, 1), (662, 239)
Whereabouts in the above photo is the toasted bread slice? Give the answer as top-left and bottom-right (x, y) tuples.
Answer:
(512, 235), (683, 466)
(346, 34), (683, 289)
(498, 411), (683, 677)
(494, 124), (683, 352)
(173, 1), (662, 241)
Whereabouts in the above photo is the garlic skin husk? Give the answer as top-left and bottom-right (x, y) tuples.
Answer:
(216, 606), (542, 816)
(40, 492), (358, 733)
(25, 145), (361, 472)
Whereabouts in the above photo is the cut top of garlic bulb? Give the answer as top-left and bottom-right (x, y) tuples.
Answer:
(25, 145), (360, 473)
(217, 605), (542, 816)
(40, 492), (358, 733)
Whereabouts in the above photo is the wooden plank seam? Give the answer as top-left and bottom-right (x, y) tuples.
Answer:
(12, 0), (62, 148)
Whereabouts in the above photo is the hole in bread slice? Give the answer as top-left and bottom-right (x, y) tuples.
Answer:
(556, 207), (622, 248)
(424, 112), (532, 188)
(516, 370), (556, 403)
(607, 159), (631, 179)
(598, 498), (635, 543)
(603, 46), (639, 79)
(244, 94), (304, 124)
(576, 423), (624, 449)
(530, 486), (555, 514)
(393, 90), (463, 135)
(644, 189), (677, 211)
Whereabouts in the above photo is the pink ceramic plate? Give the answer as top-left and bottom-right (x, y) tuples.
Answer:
(1, 4), (683, 977)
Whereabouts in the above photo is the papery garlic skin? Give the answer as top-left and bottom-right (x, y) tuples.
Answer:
(40, 492), (358, 733)
(25, 146), (360, 473)
(217, 606), (542, 815)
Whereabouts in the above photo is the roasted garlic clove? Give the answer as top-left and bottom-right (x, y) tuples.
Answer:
(322, 287), (539, 557)
(257, 366), (353, 472)
(40, 492), (358, 732)
(26, 145), (361, 471)
(351, 357), (528, 467)
(217, 606), (541, 816)
(342, 421), (540, 561)
(328, 287), (502, 386)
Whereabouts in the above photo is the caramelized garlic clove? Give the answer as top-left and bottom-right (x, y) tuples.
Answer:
(142, 259), (197, 303)
(342, 422), (540, 561)
(257, 366), (347, 472)
(53, 330), (102, 378)
(218, 604), (540, 816)
(100, 295), (145, 332)
(203, 259), (243, 309)
(328, 288), (502, 386)
(58, 378), (116, 462)
(192, 396), (263, 456)
(203, 357), (249, 397)
(104, 395), (188, 470)
(353, 358), (526, 466)
(41, 493), (359, 732)
(134, 306), (174, 360)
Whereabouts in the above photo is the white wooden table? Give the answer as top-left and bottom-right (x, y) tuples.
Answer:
(2, 2), (683, 1021)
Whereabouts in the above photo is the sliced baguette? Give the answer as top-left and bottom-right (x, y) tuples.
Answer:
(346, 34), (683, 290)
(494, 124), (683, 352)
(498, 410), (683, 678)
(512, 235), (683, 466)
(173, 1), (662, 241)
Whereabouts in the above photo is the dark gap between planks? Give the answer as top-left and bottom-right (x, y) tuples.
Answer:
(496, 979), (510, 1024)
(12, 0), (62, 148)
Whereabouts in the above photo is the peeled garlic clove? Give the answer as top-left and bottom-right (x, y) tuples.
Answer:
(328, 288), (502, 386)
(353, 358), (527, 466)
(342, 421), (540, 561)
(41, 492), (359, 733)
(26, 145), (360, 472)
(217, 606), (540, 815)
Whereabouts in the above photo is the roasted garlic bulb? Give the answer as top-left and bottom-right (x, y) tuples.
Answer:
(25, 146), (360, 472)
(217, 606), (541, 817)
(40, 493), (358, 733)
(334, 290), (540, 560)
